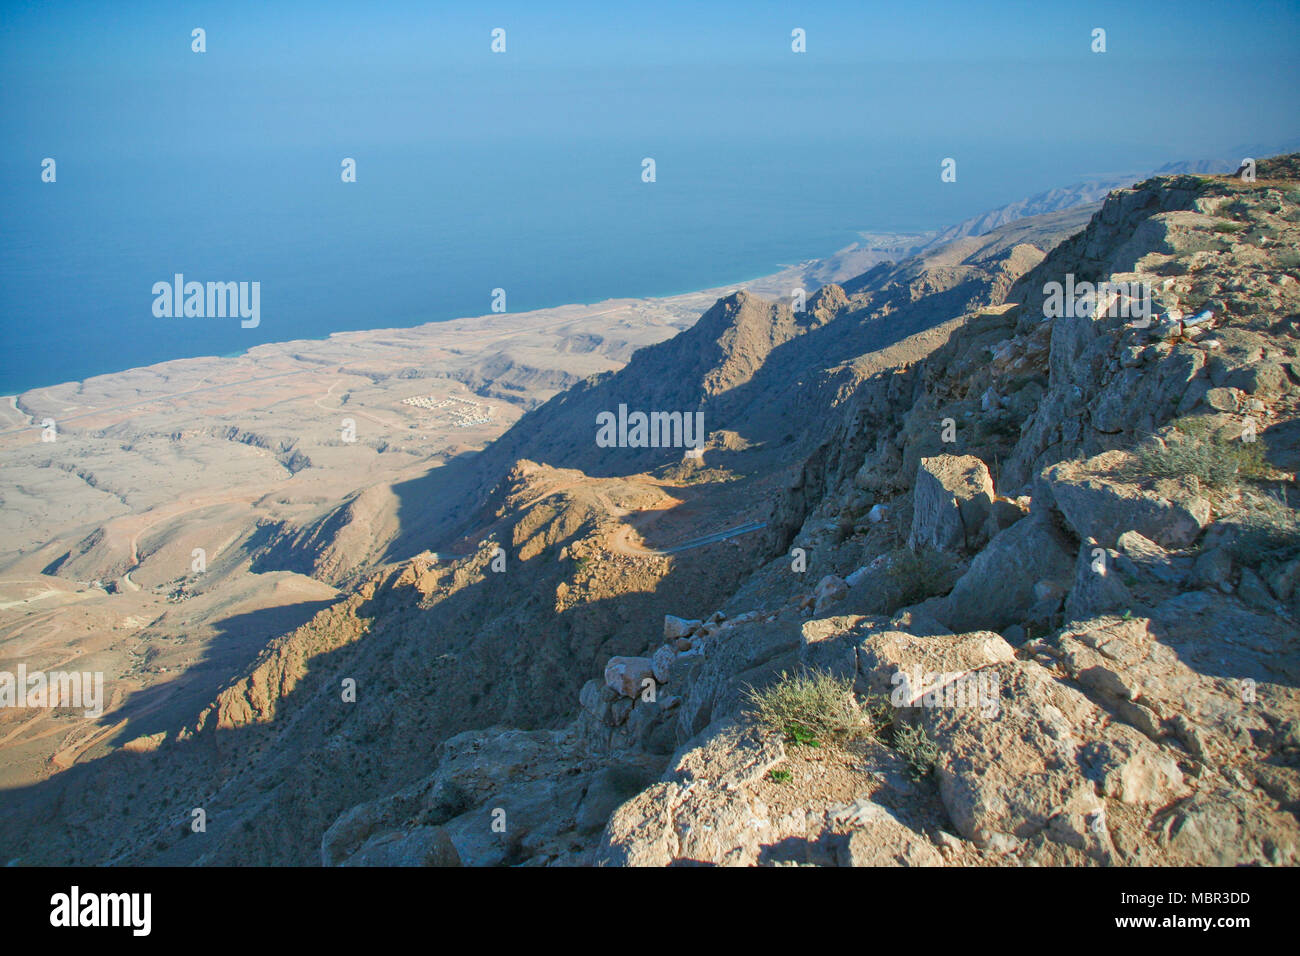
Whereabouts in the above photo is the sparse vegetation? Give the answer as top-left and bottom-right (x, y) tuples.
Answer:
(1133, 419), (1270, 492)
(1178, 236), (1231, 255)
(1227, 492), (1300, 568)
(767, 769), (792, 784)
(890, 721), (941, 779)
(743, 669), (879, 747)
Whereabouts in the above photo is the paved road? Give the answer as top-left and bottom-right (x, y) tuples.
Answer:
(623, 520), (767, 557)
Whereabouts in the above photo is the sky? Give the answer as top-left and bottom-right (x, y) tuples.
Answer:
(0, 0), (1297, 391)
(3, 0), (1297, 168)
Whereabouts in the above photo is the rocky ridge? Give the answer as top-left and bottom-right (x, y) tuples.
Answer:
(2, 159), (1298, 868)
(307, 159), (1300, 868)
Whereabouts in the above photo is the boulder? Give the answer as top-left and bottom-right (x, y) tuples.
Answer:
(1162, 786), (1298, 866)
(580, 678), (630, 726)
(844, 565), (871, 588)
(1064, 538), (1135, 621)
(831, 800), (944, 867)
(920, 659), (1114, 858)
(1040, 450), (1210, 549)
(1268, 558), (1300, 602)
(909, 454), (996, 553)
(982, 497), (1027, 541)
(651, 644), (675, 684)
(1236, 567), (1276, 612)
(1078, 724), (1186, 806)
(604, 656), (656, 699)
(931, 511), (1075, 633)
(663, 615), (702, 641)
(800, 615), (876, 679)
(1116, 530), (1187, 585)
(854, 627), (1014, 704)
(1192, 545), (1233, 592)
(596, 723), (786, 867)
(813, 574), (848, 615)
(676, 620), (802, 738)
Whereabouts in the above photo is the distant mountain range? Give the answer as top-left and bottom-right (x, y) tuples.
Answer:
(780, 141), (1300, 293)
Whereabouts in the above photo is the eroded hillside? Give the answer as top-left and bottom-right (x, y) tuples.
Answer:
(2, 159), (1297, 868)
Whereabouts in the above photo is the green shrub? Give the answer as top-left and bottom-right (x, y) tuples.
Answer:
(1134, 421), (1270, 492)
(743, 669), (878, 747)
(891, 722), (941, 778)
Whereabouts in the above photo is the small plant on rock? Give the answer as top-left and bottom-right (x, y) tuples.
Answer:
(1134, 419), (1270, 492)
(891, 721), (941, 779)
(743, 669), (877, 748)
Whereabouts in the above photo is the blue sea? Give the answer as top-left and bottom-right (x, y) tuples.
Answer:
(3, 1), (1297, 395)
(0, 137), (1098, 395)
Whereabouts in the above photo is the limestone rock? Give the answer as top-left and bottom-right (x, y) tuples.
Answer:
(813, 573), (848, 615)
(339, 826), (461, 867)
(605, 656), (656, 699)
(920, 659), (1113, 857)
(1192, 545), (1234, 592)
(1041, 450), (1210, 549)
(931, 511), (1075, 633)
(854, 626), (1014, 704)
(831, 800), (944, 867)
(596, 722), (786, 867)
(676, 620), (802, 739)
(1162, 786), (1298, 866)
(909, 454), (996, 553)
(799, 615), (876, 680)
(652, 644), (676, 684)
(1116, 530), (1188, 585)
(1064, 538), (1136, 621)
(664, 615), (702, 641)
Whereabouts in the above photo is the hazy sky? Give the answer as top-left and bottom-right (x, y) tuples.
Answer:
(3, 0), (1297, 170)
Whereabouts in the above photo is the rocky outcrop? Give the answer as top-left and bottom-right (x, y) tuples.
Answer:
(909, 454), (996, 553)
(928, 511), (1075, 633)
(593, 164), (1300, 868)
(1039, 450), (1210, 550)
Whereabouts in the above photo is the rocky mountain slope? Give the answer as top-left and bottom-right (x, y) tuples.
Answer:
(244, 210), (1087, 589)
(593, 155), (1300, 866)
(2, 157), (1297, 868)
